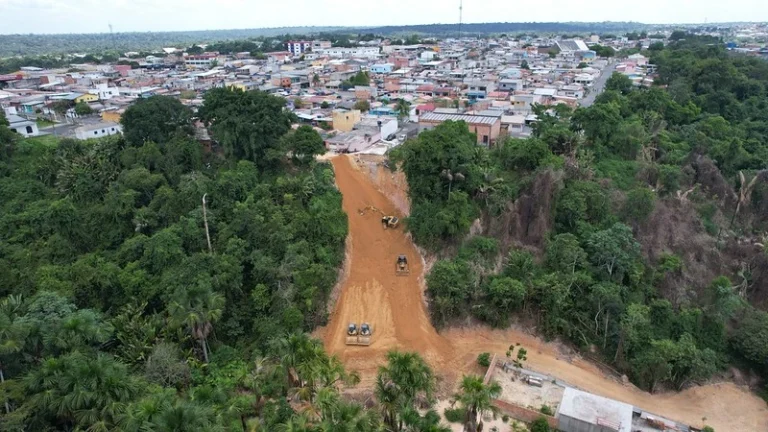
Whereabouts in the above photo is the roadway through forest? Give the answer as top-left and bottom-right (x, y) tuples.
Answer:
(316, 155), (768, 432)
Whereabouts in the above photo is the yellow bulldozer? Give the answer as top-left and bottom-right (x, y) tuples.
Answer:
(345, 322), (373, 346)
(359, 206), (399, 229)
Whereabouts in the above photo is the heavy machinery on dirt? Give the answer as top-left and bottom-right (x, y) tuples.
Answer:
(381, 215), (399, 229)
(396, 255), (410, 276)
(345, 322), (373, 346)
(359, 206), (399, 229)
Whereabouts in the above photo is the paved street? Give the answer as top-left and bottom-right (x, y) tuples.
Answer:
(580, 62), (617, 107)
(39, 122), (79, 138)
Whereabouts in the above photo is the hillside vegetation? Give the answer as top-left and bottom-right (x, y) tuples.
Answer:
(0, 88), (506, 432)
(393, 36), (768, 394)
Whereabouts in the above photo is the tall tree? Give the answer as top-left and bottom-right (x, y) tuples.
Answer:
(452, 375), (501, 432)
(121, 95), (194, 147)
(376, 350), (436, 431)
(168, 283), (224, 363)
(199, 87), (294, 169)
(281, 125), (326, 166)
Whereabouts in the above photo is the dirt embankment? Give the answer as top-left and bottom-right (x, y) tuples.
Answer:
(315, 155), (768, 432)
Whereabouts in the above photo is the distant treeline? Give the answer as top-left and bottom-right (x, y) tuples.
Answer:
(0, 21), (734, 58)
(0, 26), (345, 57)
(361, 21), (648, 36)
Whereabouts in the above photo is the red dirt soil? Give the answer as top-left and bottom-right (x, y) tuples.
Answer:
(315, 155), (768, 432)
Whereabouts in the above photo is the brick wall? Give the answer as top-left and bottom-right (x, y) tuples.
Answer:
(492, 399), (559, 429)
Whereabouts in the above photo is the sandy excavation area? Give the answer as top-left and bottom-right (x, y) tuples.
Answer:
(315, 155), (768, 432)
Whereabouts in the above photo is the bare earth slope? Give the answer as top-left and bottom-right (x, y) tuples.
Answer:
(316, 155), (768, 432)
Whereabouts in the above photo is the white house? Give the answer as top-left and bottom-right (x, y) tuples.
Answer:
(6, 114), (39, 137)
(316, 47), (380, 59)
(88, 84), (120, 100)
(75, 122), (122, 140)
(627, 53), (649, 66)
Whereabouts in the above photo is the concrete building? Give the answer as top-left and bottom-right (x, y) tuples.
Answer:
(332, 109), (362, 132)
(418, 112), (501, 146)
(556, 388), (633, 432)
(88, 83), (120, 100)
(317, 47), (380, 59)
(357, 116), (398, 140)
(370, 63), (394, 74)
(185, 54), (218, 69)
(286, 40), (311, 56)
(75, 122), (123, 140)
(6, 114), (39, 137)
(312, 40), (332, 51)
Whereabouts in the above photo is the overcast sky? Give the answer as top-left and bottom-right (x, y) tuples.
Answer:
(1, 0), (766, 34)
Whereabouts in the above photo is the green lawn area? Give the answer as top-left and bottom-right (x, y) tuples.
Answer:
(23, 134), (60, 147)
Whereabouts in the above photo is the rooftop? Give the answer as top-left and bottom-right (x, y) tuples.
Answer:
(419, 112), (499, 125)
(557, 387), (633, 432)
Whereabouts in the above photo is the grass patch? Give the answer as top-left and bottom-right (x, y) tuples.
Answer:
(23, 135), (60, 147)
(35, 118), (55, 127)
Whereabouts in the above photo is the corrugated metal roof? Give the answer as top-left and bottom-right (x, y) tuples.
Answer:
(419, 112), (499, 125)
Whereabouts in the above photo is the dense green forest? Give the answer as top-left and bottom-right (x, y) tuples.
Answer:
(0, 90), (484, 432)
(393, 36), (768, 395)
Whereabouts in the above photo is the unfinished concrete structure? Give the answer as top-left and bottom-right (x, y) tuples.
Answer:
(556, 387), (633, 432)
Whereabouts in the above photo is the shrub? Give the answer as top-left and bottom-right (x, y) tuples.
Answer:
(502, 415), (510, 423)
(444, 407), (464, 423)
(623, 187), (656, 223)
(477, 352), (491, 368)
(530, 416), (551, 432)
(540, 404), (554, 416)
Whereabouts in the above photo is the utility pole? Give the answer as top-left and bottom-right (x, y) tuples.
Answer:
(202, 194), (213, 254)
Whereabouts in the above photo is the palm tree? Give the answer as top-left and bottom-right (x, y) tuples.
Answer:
(376, 350), (436, 431)
(276, 412), (315, 432)
(155, 400), (217, 432)
(169, 283), (224, 363)
(451, 375), (502, 432)
(24, 352), (141, 430)
(395, 99), (411, 121)
(401, 408), (451, 432)
(0, 295), (26, 414)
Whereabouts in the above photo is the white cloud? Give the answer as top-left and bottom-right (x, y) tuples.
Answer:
(0, 0), (766, 34)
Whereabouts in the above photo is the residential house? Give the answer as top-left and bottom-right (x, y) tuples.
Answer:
(332, 109), (362, 132)
(88, 83), (120, 100)
(312, 40), (332, 51)
(627, 53), (648, 66)
(356, 116), (398, 141)
(498, 79), (524, 92)
(370, 63), (394, 74)
(6, 114), (39, 137)
(418, 112), (501, 146)
(74, 122), (123, 140)
(354, 86), (377, 100)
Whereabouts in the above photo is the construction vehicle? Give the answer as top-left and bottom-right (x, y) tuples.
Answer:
(381, 215), (399, 229)
(396, 255), (410, 276)
(345, 322), (373, 346)
(359, 205), (399, 230)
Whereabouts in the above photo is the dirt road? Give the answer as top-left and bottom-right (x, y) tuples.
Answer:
(317, 155), (768, 432)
